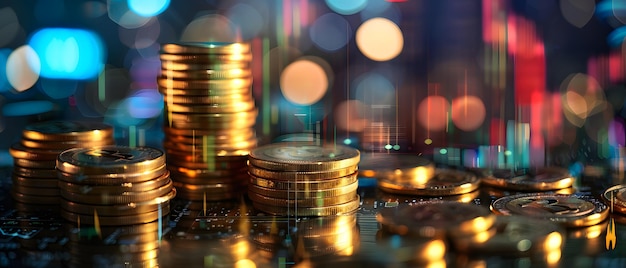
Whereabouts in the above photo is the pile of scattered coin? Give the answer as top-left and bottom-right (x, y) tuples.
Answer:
(56, 146), (175, 225)
(247, 142), (361, 216)
(9, 121), (114, 206)
(158, 42), (257, 201)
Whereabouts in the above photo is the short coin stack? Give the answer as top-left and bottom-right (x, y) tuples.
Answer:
(247, 142), (361, 216)
(9, 121), (114, 206)
(158, 42), (257, 201)
(56, 146), (175, 225)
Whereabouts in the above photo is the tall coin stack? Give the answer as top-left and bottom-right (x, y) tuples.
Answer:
(158, 42), (257, 201)
(9, 121), (114, 206)
(56, 146), (175, 225)
(247, 142), (361, 216)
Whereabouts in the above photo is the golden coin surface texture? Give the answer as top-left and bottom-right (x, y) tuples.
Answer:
(477, 167), (574, 191)
(248, 142), (360, 172)
(56, 146), (165, 175)
(161, 42), (251, 54)
(21, 120), (113, 141)
(490, 193), (608, 227)
(377, 168), (479, 196)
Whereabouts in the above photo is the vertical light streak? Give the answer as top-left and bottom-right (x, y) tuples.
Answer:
(98, 70), (105, 102)
(263, 38), (271, 135)
(129, 125), (136, 148)
(202, 135), (215, 171)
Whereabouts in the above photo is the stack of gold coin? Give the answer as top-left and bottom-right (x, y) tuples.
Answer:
(64, 220), (165, 267)
(247, 142), (361, 216)
(158, 42), (257, 201)
(56, 146), (175, 225)
(9, 121), (114, 206)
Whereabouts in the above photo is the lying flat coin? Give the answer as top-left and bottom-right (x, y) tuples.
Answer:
(377, 168), (479, 196)
(157, 77), (252, 90)
(164, 100), (256, 114)
(159, 52), (252, 63)
(61, 194), (174, 216)
(248, 142), (360, 172)
(60, 181), (173, 205)
(248, 164), (358, 181)
(57, 146), (165, 175)
(161, 68), (252, 80)
(253, 196), (360, 216)
(359, 153), (435, 180)
(376, 200), (495, 238)
(602, 184), (626, 215)
(20, 138), (114, 150)
(161, 42), (250, 54)
(248, 180), (358, 199)
(12, 175), (58, 188)
(13, 158), (56, 169)
(61, 206), (170, 226)
(491, 193), (608, 227)
(248, 172), (358, 190)
(160, 61), (248, 71)
(476, 167), (574, 191)
(21, 121), (113, 141)
(57, 164), (168, 184)
(10, 143), (62, 160)
(59, 172), (171, 194)
(248, 192), (358, 207)
(158, 86), (250, 97)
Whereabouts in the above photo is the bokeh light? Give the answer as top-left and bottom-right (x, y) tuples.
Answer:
(335, 100), (369, 132)
(128, 0), (170, 17)
(0, 7), (20, 47)
(280, 58), (330, 106)
(82, 1), (107, 18)
(2, 100), (55, 116)
(608, 26), (626, 47)
(450, 95), (486, 131)
(108, 0), (152, 29)
(6, 45), (40, 92)
(560, 73), (607, 127)
(418, 96), (449, 132)
(360, 0), (401, 24)
(0, 49), (11, 92)
(353, 72), (395, 106)
(119, 18), (161, 49)
(125, 89), (163, 119)
(181, 14), (236, 42)
(29, 28), (105, 80)
(226, 3), (265, 40)
(310, 13), (351, 52)
(559, 0), (595, 28)
(326, 0), (367, 15)
(356, 17), (404, 61)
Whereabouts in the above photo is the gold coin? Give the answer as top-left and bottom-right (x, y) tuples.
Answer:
(11, 190), (60, 204)
(12, 175), (58, 188)
(165, 149), (248, 164)
(164, 100), (256, 114)
(163, 126), (255, 140)
(376, 200), (495, 238)
(57, 164), (168, 184)
(56, 146), (165, 175)
(248, 142), (360, 172)
(248, 180), (358, 199)
(490, 193), (609, 227)
(13, 158), (56, 169)
(296, 213), (358, 237)
(61, 206), (170, 225)
(165, 147), (253, 158)
(9, 143), (60, 160)
(161, 42), (250, 54)
(163, 136), (256, 150)
(249, 172), (358, 191)
(20, 138), (114, 151)
(168, 165), (248, 179)
(163, 91), (253, 104)
(157, 77), (252, 90)
(21, 121), (114, 141)
(165, 132), (255, 146)
(477, 167), (574, 191)
(166, 158), (248, 170)
(161, 61), (248, 71)
(161, 68), (252, 80)
(62, 198), (172, 217)
(171, 180), (246, 194)
(60, 181), (173, 205)
(248, 191), (358, 207)
(159, 52), (252, 62)
(377, 189), (480, 203)
(12, 184), (59, 196)
(248, 164), (358, 181)
(481, 185), (576, 199)
(253, 196), (360, 217)
(59, 172), (171, 194)
(453, 215), (565, 254)
(158, 86), (250, 97)
(377, 168), (480, 196)
(359, 153), (435, 179)
(166, 111), (258, 129)
(12, 167), (57, 178)
(602, 184), (626, 214)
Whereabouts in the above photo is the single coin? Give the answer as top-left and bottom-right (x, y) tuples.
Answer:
(56, 146), (165, 175)
(248, 180), (359, 199)
(358, 153), (435, 180)
(160, 61), (248, 71)
(481, 185), (576, 199)
(163, 138), (257, 152)
(158, 86), (251, 97)
(376, 200), (495, 238)
(602, 184), (626, 215)
(377, 168), (480, 196)
(248, 172), (358, 191)
(164, 100), (256, 114)
(377, 189), (480, 203)
(13, 158), (56, 169)
(57, 164), (168, 184)
(166, 109), (258, 122)
(248, 191), (358, 207)
(60, 181), (173, 205)
(11, 190), (61, 204)
(165, 132), (256, 146)
(163, 127), (255, 140)
(61, 205), (170, 226)
(248, 164), (358, 181)
(453, 215), (565, 255)
(12, 167), (57, 178)
(9, 143), (61, 160)
(157, 77), (252, 90)
(59, 172), (171, 194)
(161, 42), (250, 54)
(12, 184), (59, 196)
(490, 193), (609, 227)
(161, 68), (252, 80)
(253, 196), (360, 216)
(477, 167), (574, 191)
(159, 52), (252, 62)
(21, 121), (114, 141)
(20, 138), (114, 151)
(12, 175), (58, 188)
(61, 195), (173, 217)
(248, 142), (360, 172)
